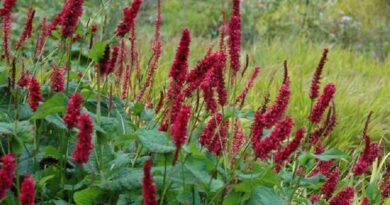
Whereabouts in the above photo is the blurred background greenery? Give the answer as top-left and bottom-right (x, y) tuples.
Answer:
(12, 0), (390, 148)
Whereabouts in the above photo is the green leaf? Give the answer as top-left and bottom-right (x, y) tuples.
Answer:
(88, 42), (107, 62)
(136, 129), (175, 153)
(132, 102), (145, 116)
(247, 186), (287, 205)
(73, 187), (103, 205)
(223, 191), (241, 205)
(100, 168), (143, 191)
(367, 181), (381, 204)
(31, 93), (67, 120)
(314, 148), (346, 161)
(45, 114), (67, 129)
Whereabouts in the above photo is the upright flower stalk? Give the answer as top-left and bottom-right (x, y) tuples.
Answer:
(64, 92), (84, 129)
(309, 83), (336, 124)
(253, 117), (294, 160)
(171, 105), (192, 165)
(1, 0), (17, 63)
(0, 154), (16, 200)
(228, 15), (241, 74)
(60, 0), (84, 38)
(329, 187), (355, 205)
(262, 81), (291, 128)
(273, 128), (305, 164)
(16, 8), (35, 50)
(310, 48), (329, 100)
(115, 0), (143, 37)
(50, 66), (65, 92)
(142, 160), (157, 205)
(35, 16), (48, 57)
(235, 66), (261, 107)
(28, 76), (43, 112)
(72, 113), (94, 165)
(167, 29), (191, 99)
(19, 176), (36, 205)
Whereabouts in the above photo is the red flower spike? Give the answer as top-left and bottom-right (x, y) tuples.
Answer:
(50, 66), (65, 92)
(200, 69), (218, 113)
(310, 195), (321, 204)
(199, 113), (227, 155)
(236, 66), (261, 106)
(321, 168), (340, 199)
(228, 15), (241, 73)
(121, 65), (131, 99)
(329, 186), (355, 205)
(251, 111), (264, 149)
(72, 113), (94, 165)
(213, 52), (228, 106)
(172, 105), (192, 165)
(142, 160), (157, 205)
(115, 0), (143, 37)
(28, 76), (43, 112)
(168, 29), (191, 99)
(0, 154), (16, 200)
(136, 1), (162, 101)
(1, 10), (12, 62)
(232, 0), (240, 16)
(116, 39), (126, 85)
(353, 135), (381, 176)
(381, 180), (390, 198)
(184, 52), (218, 97)
(360, 197), (369, 205)
(310, 48), (329, 100)
(18, 73), (32, 88)
(0, 0), (17, 16)
(64, 92), (84, 129)
(35, 16), (48, 57)
(105, 46), (119, 75)
(19, 176), (36, 205)
(231, 119), (245, 166)
(273, 128), (305, 164)
(262, 81), (291, 128)
(60, 0), (84, 37)
(308, 159), (335, 178)
(309, 83), (336, 124)
(16, 8), (35, 50)
(254, 117), (294, 160)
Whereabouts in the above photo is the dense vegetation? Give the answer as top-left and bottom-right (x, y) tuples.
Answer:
(0, 0), (389, 205)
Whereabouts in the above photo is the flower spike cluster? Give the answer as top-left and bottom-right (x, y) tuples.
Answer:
(1, 0), (16, 62)
(236, 66), (261, 107)
(228, 15), (241, 73)
(142, 160), (157, 205)
(168, 29), (191, 99)
(0, 154), (16, 200)
(310, 48), (329, 100)
(273, 128), (305, 164)
(72, 113), (94, 165)
(115, 0), (143, 37)
(50, 66), (65, 92)
(199, 113), (229, 155)
(64, 92), (84, 129)
(60, 0), (84, 37)
(352, 135), (381, 175)
(28, 76), (43, 112)
(254, 117), (294, 160)
(171, 105), (192, 165)
(16, 8), (35, 50)
(321, 168), (340, 199)
(309, 83), (336, 124)
(329, 187), (355, 205)
(262, 81), (291, 128)
(19, 176), (36, 205)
